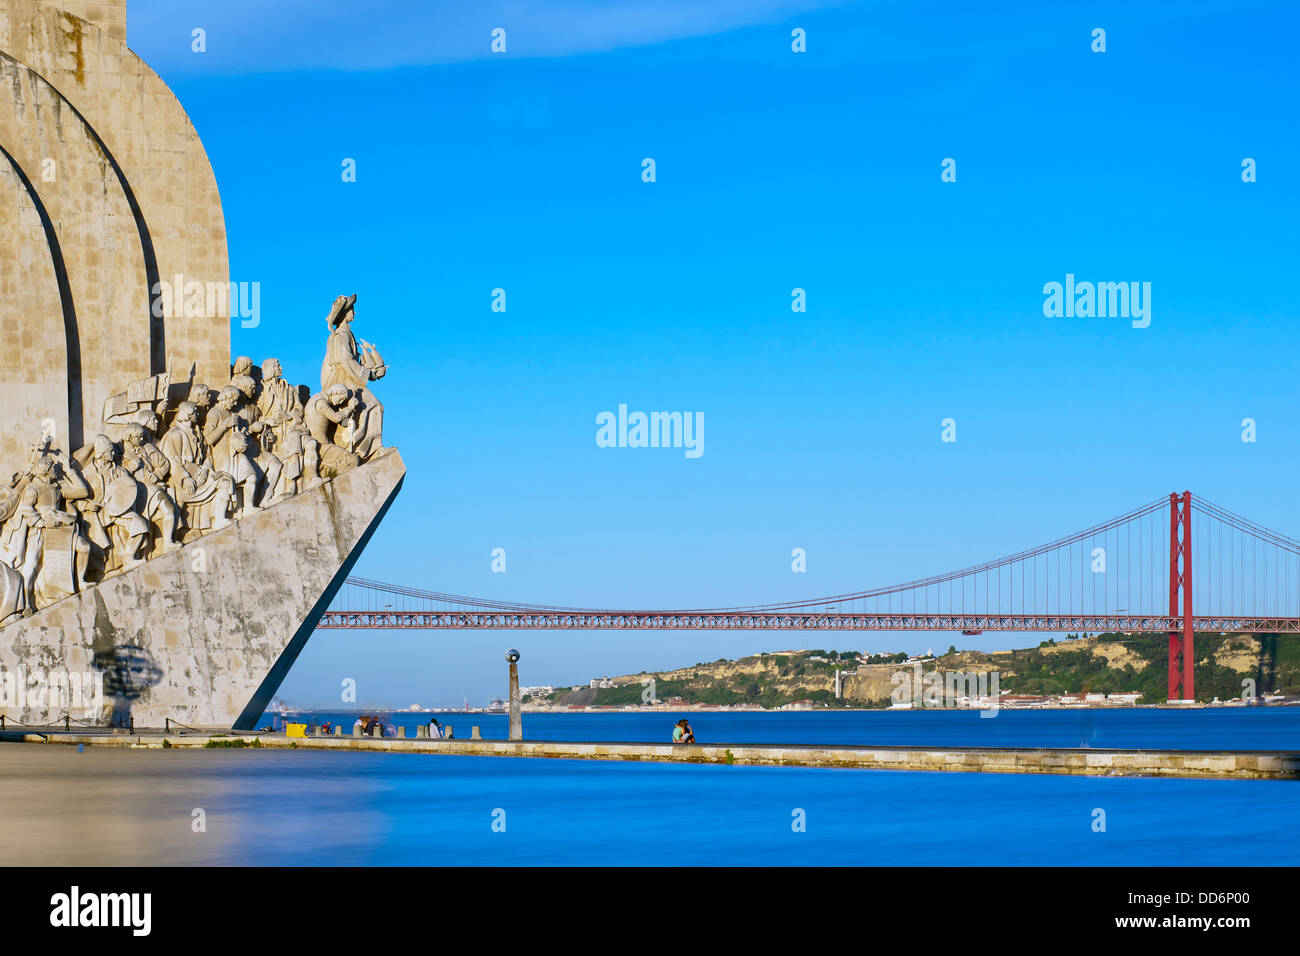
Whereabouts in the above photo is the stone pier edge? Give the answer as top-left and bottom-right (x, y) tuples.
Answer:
(6, 733), (1298, 779)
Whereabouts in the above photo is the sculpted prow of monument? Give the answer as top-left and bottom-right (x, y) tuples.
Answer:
(0, 1), (405, 729)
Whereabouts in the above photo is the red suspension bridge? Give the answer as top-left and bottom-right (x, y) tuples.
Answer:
(321, 492), (1300, 701)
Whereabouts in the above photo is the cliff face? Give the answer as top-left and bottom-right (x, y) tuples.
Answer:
(552, 632), (1299, 708)
(842, 664), (913, 703)
(554, 649), (866, 709)
(843, 633), (1297, 705)
(615, 651), (840, 697)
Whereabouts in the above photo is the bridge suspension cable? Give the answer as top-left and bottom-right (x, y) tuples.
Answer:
(322, 490), (1300, 699)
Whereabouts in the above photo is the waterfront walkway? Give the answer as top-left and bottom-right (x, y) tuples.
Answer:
(3, 730), (1297, 779)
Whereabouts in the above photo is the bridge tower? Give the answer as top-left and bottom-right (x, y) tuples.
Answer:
(1168, 491), (1194, 701)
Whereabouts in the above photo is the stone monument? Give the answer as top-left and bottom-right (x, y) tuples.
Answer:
(0, 0), (405, 729)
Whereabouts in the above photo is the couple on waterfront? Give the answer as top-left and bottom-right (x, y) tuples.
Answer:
(352, 715), (392, 737)
(672, 719), (695, 744)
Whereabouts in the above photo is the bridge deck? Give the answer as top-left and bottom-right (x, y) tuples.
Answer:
(318, 611), (1300, 632)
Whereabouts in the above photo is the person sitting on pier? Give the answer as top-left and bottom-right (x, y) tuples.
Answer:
(672, 720), (687, 743)
(682, 720), (695, 744)
(428, 717), (442, 739)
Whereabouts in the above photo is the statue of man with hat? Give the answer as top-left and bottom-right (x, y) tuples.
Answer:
(321, 293), (387, 461)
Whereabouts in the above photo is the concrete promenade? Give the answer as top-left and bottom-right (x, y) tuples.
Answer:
(4, 731), (1298, 779)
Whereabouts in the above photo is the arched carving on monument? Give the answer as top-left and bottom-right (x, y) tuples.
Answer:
(0, 2), (408, 729)
(0, 143), (82, 450)
(1, 2), (232, 388)
(0, 51), (153, 448)
(28, 81), (166, 375)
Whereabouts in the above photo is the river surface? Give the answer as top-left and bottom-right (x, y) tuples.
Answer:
(1, 709), (1296, 866)
(284, 707), (1300, 751)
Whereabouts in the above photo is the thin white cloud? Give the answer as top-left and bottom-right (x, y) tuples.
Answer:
(127, 0), (854, 76)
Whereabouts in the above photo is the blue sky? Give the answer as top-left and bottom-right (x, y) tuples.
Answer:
(128, 0), (1299, 708)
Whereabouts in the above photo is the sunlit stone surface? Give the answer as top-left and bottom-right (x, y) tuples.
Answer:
(1, 451), (404, 728)
(0, 1), (404, 728)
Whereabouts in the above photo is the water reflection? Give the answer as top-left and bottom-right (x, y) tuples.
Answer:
(0, 746), (387, 865)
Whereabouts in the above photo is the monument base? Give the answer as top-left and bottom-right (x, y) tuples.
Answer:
(0, 450), (404, 729)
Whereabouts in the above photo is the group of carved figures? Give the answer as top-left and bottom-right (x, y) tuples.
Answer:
(0, 295), (388, 626)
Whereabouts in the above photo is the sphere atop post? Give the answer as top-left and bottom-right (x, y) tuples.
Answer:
(506, 648), (520, 663)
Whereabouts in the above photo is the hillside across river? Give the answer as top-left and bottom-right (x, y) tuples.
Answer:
(528, 632), (1300, 710)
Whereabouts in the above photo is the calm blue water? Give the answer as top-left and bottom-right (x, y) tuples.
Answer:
(143, 709), (1292, 866)
(280, 707), (1300, 751)
(5, 710), (1296, 865)
(124, 749), (1298, 866)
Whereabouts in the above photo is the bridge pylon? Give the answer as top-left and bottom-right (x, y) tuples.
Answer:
(1168, 491), (1194, 702)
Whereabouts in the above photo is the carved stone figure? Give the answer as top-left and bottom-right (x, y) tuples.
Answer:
(321, 294), (386, 460)
(0, 294), (393, 626)
(203, 386), (242, 465)
(0, 446), (92, 612)
(229, 430), (265, 516)
(78, 434), (150, 572)
(187, 383), (215, 428)
(0, 487), (27, 624)
(232, 355), (256, 381)
(233, 373), (283, 501)
(0, 0), (419, 730)
(121, 422), (182, 554)
(0, 563), (22, 624)
(231, 374), (259, 429)
(159, 401), (234, 535)
(101, 372), (170, 439)
(205, 385), (266, 514)
(304, 384), (361, 478)
(272, 406), (320, 496)
(133, 407), (163, 438)
(258, 359), (300, 433)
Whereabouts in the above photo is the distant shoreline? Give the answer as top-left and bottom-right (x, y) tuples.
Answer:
(273, 701), (1297, 716)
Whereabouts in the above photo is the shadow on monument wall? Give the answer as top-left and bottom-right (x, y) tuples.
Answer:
(93, 645), (163, 727)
